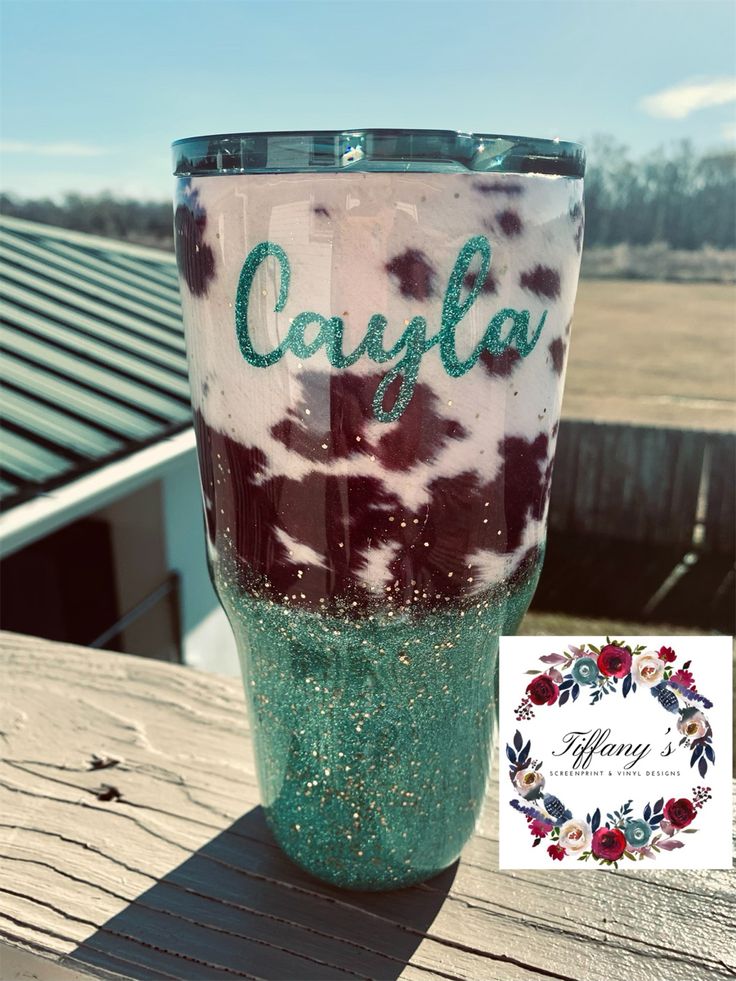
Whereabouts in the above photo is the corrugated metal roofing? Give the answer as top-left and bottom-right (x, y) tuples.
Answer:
(0, 215), (191, 510)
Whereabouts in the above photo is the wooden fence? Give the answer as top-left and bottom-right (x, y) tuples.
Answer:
(549, 421), (734, 554)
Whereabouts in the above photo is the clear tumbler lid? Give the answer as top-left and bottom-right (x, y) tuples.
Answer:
(172, 129), (585, 178)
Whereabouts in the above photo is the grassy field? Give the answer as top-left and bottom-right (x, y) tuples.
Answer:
(565, 278), (736, 431)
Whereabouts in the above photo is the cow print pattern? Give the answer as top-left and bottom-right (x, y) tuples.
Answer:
(497, 210), (523, 236)
(520, 264), (561, 300)
(548, 337), (566, 375)
(271, 372), (466, 471)
(174, 181), (215, 297)
(385, 248), (436, 301)
(177, 170), (584, 612)
(195, 408), (552, 613)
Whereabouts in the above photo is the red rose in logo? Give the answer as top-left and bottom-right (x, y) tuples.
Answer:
(597, 645), (632, 679)
(547, 844), (566, 861)
(591, 827), (626, 861)
(663, 797), (696, 829)
(526, 674), (559, 706)
(658, 646), (676, 663)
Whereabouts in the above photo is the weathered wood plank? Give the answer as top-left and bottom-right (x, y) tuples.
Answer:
(1, 632), (734, 981)
(704, 431), (736, 553)
(549, 421), (711, 548)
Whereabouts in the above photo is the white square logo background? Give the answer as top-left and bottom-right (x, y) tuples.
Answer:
(498, 636), (733, 870)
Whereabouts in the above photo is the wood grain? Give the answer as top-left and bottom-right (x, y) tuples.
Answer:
(1, 632), (734, 981)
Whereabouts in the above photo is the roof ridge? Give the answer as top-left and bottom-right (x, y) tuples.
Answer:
(0, 214), (176, 264)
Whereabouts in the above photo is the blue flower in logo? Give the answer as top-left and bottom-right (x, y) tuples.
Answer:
(571, 657), (600, 686)
(624, 819), (651, 847)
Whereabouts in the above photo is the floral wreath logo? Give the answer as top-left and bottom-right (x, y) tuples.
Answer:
(515, 639), (715, 778)
(507, 732), (712, 865)
(508, 640), (715, 866)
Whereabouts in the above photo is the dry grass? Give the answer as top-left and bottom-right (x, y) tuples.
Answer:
(565, 278), (736, 429)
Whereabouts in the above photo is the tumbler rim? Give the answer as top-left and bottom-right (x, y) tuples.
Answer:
(172, 129), (585, 178)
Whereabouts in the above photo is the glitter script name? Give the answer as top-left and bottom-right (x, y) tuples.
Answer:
(234, 235), (547, 422)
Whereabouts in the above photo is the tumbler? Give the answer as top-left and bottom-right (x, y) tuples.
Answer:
(172, 130), (585, 889)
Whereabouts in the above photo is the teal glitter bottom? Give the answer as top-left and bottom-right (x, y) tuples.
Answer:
(217, 552), (542, 891)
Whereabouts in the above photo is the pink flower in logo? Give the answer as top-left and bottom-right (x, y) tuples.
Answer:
(529, 818), (553, 838)
(671, 668), (696, 690)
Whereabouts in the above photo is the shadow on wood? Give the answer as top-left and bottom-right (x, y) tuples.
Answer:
(63, 805), (458, 980)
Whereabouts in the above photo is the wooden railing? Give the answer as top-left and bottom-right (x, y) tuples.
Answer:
(1, 632), (733, 980)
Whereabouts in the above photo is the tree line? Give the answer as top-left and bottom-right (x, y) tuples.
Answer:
(1, 138), (734, 251)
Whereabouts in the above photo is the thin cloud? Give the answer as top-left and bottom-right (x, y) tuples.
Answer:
(721, 121), (736, 142)
(640, 76), (736, 120)
(0, 140), (107, 157)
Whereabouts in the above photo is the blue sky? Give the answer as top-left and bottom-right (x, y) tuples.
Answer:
(1, 0), (734, 200)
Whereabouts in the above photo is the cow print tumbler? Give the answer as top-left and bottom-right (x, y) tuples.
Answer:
(172, 130), (585, 889)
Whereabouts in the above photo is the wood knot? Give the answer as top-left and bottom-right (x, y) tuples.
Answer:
(88, 753), (122, 771)
(94, 784), (123, 802)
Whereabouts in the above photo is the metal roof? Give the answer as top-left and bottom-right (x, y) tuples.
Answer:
(0, 215), (191, 511)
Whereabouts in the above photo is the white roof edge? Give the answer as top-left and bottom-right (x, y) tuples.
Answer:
(0, 214), (177, 264)
(0, 428), (197, 558)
